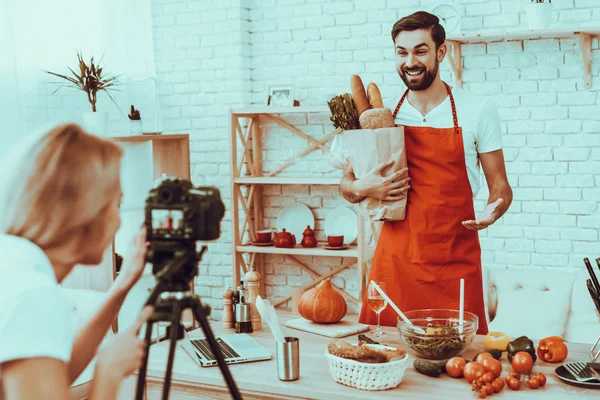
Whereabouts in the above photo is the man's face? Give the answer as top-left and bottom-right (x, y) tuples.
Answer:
(394, 29), (441, 91)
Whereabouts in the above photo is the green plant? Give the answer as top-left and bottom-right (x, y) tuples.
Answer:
(46, 51), (120, 112)
(327, 93), (359, 130)
(128, 105), (141, 120)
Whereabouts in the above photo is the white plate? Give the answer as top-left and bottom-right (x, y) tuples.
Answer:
(276, 203), (314, 242)
(325, 206), (358, 244)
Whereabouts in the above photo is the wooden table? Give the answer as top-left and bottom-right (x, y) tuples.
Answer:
(120, 311), (598, 399)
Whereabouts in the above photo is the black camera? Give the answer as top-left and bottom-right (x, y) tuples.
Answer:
(144, 177), (225, 285)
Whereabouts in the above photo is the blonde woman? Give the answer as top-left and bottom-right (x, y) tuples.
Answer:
(0, 124), (153, 399)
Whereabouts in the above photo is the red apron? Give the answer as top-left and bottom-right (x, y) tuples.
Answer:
(358, 83), (489, 335)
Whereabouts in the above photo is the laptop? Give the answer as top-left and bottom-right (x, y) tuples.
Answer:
(180, 329), (272, 367)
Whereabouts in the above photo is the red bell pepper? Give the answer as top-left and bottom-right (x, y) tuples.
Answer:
(537, 336), (568, 363)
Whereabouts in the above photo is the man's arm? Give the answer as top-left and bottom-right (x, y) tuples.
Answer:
(339, 161), (410, 204)
(462, 149), (512, 231)
(339, 163), (365, 204)
(481, 149), (512, 218)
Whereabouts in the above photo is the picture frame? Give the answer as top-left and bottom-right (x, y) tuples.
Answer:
(266, 84), (295, 107)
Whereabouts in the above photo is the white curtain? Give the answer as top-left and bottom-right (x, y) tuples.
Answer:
(0, 0), (161, 158)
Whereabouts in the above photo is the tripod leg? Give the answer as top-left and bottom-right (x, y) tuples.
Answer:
(162, 303), (182, 400)
(191, 300), (243, 400)
(135, 320), (155, 400)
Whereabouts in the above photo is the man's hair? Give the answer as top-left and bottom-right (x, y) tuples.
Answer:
(391, 11), (446, 49)
(0, 123), (123, 249)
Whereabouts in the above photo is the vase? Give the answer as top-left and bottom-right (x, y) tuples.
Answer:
(129, 120), (143, 135)
(82, 111), (109, 137)
(526, 2), (553, 30)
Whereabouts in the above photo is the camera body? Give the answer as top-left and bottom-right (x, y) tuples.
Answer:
(144, 177), (225, 285)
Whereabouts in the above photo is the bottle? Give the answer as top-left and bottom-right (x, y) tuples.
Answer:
(234, 282), (253, 334)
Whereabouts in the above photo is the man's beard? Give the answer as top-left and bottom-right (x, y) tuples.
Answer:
(398, 60), (438, 91)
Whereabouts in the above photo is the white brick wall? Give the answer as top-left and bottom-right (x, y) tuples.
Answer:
(152, 0), (600, 315)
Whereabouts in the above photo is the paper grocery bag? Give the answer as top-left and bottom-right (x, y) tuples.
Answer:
(343, 127), (407, 221)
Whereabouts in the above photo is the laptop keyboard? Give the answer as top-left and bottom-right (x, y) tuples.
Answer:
(191, 337), (241, 361)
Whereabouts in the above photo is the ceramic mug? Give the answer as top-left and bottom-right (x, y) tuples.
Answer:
(327, 235), (344, 247)
(256, 229), (273, 243)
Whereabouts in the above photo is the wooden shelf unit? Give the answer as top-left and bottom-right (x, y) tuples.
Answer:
(446, 28), (600, 89)
(229, 108), (367, 309)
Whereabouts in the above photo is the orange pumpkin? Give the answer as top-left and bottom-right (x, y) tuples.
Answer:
(297, 278), (347, 323)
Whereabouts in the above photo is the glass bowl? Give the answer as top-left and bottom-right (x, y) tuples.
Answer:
(397, 309), (478, 360)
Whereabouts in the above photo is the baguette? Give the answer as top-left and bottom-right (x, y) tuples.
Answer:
(367, 82), (384, 109)
(350, 75), (370, 118)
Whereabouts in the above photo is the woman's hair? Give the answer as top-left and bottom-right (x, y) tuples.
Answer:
(0, 123), (123, 249)
(391, 11), (446, 49)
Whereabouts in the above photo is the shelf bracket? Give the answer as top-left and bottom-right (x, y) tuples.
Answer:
(578, 33), (592, 89)
(446, 40), (463, 89)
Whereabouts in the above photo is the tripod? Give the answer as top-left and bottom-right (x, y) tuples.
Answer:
(135, 248), (243, 400)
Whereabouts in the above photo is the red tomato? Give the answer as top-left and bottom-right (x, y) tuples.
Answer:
(464, 362), (487, 383)
(483, 383), (494, 396)
(506, 376), (520, 390)
(475, 352), (495, 364)
(482, 357), (503, 379)
(537, 373), (547, 387)
(528, 376), (540, 389)
(492, 378), (505, 393)
(511, 351), (534, 374)
(481, 372), (494, 384)
(446, 357), (467, 378)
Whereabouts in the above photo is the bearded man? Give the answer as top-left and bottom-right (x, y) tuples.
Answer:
(340, 11), (513, 335)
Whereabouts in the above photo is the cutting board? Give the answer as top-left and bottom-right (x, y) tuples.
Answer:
(285, 317), (370, 338)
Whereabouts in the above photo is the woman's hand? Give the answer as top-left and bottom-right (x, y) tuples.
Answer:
(113, 226), (148, 293)
(95, 306), (154, 381)
(354, 160), (410, 202)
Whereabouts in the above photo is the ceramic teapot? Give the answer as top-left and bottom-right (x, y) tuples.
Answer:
(301, 225), (317, 248)
(274, 229), (296, 248)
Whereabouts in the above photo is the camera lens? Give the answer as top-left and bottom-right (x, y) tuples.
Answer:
(158, 187), (174, 203)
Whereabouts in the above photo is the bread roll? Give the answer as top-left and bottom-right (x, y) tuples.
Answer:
(359, 108), (395, 130)
(367, 82), (384, 109)
(350, 75), (370, 117)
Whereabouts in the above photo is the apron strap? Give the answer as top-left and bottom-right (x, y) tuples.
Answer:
(392, 82), (459, 134)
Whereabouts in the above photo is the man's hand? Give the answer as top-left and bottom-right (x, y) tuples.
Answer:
(462, 198), (504, 231)
(354, 160), (410, 202)
(113, 226), (148, 293)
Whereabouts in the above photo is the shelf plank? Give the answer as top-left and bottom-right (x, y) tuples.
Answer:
(231, 106), (329, 115)
(236, 244), (359, 257)
(234, 176), (341, 185)
(447, 28), (600, 44)
(112, 134), (189, 142)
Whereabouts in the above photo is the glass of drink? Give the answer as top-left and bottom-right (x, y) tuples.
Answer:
(368, 282), (388, 337)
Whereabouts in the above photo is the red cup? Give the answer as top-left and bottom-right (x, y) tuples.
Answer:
(256, 230), (273, 243)
(327, 235), (344, 247)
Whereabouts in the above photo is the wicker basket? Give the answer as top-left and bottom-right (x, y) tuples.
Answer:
(326, 345), (409, 391)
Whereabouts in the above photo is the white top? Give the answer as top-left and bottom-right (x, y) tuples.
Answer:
(385, 88), (503, 197)
(0, 234), (73, 367)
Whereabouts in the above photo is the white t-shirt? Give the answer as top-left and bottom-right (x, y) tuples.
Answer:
(385, 88), (503, 197)
(0, 234), (73, 368)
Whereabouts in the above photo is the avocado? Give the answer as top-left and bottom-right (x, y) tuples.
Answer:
(414, 359), (443, 377)
(487, 349), (502, 360)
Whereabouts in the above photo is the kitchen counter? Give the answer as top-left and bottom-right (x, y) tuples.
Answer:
(120, 310), (598, 399)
